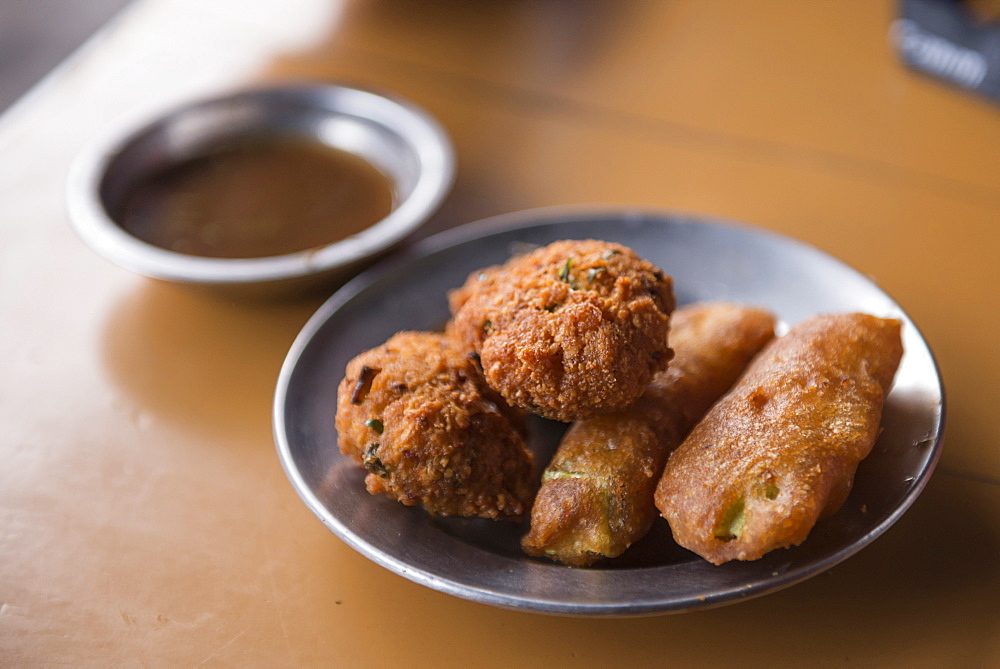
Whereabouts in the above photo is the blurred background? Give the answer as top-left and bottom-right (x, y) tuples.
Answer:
(0, 0), (133, 113)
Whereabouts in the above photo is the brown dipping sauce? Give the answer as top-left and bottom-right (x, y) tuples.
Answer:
(118, 138), (395, 258)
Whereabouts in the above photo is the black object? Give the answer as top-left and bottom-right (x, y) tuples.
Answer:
(895, 0), (1000, 103)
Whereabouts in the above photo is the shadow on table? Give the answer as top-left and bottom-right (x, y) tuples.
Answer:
(100, 280), (326, 445)
(297, 0), (636, 84)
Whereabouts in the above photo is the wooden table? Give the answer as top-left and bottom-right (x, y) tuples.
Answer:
(2, 1), (998, 665)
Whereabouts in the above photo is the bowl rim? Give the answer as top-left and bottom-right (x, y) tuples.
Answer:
(65, 82), (455, 285)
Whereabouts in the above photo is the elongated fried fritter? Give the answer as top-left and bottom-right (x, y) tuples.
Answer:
(654, 313), (903, 564)
(447, 240), (675, 422)
(521, 302), (777, 566)
(335, 331), (534, 519)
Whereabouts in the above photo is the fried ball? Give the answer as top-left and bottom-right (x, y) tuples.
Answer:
(335, 331), (534, 519)
(521, 302), (776, 566)
(447, 240), (675, 422)
(654, 313), (904, 564)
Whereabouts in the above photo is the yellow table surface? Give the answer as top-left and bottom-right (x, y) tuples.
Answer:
(2, 0), (998, 665)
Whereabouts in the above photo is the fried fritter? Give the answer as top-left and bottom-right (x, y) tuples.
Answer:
(335, 331), (534, 519)
(521, 302), (776, 566)
(447, 240), (675, 422)
(654, 313), (903, 564)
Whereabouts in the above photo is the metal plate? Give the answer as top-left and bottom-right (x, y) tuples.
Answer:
(273, 209), (945, 616)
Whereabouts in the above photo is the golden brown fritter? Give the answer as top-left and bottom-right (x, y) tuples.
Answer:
(521, 302), (776, 566)
(335, 331), (534, 519)
(654, 313), (903, 564)
(447, 240), (675, 422)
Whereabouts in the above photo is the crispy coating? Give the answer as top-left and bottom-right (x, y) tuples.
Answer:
(521, 302), (777, 566)
(447, 240), (675, 422)
(335, 331), (534, 519)
(654, 313), (903, 564)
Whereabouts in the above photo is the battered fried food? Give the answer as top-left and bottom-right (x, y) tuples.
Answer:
(654, 313), (903, 564)
(335, 331), (534, 519)
(447, 240), (675, 422)
(521, 302), (776, 566)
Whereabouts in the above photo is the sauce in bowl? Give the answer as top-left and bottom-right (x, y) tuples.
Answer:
(118, 138), (395, 259)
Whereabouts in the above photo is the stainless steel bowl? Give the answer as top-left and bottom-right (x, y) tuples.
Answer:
(66, 83), (455, 295)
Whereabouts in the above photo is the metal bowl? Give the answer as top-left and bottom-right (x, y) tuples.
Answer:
(66, 83), (454, 295)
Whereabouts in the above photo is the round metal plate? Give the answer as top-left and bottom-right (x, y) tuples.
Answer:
(273, 209), (945, 616)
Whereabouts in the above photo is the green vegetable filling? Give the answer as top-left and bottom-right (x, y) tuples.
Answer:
(362, 443), (388, 477)
(557, 257), (577, 288)
(542, 470), (588, 482)
(714, 496), (746, 541)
